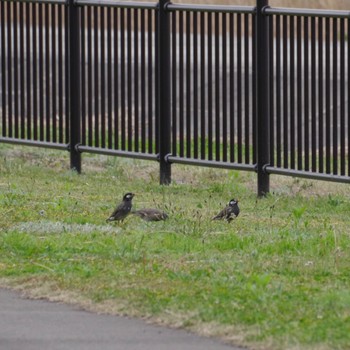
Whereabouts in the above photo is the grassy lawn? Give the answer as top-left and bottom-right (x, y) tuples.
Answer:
(0, 145), (349, 350)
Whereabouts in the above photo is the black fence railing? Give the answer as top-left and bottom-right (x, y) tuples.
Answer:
(168, 8), (256, 165)
(79, 5), (158, 153)
(266, 10), (350, 182)
(0, 0), (349, 195)
(0, 0), (69, 147)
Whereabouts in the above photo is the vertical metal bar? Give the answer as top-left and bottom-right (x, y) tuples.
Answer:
(304, 16), (309, 171)
(58, 5), (63, 143)
(290, 16), (295, 169)
(282, 15), (288, 168)
(311, 17), (316, 172)
(140, 9), (145, 152)
(20, 2), (25, 139)
(275, 15), (281, 167)
(114, 8), (119, 149)
(214, 12), (220, 161)
(252, 14), (257, 164)
(69, 0), (81, 172)
(134, 9), (139, 152)
(87, 6), (92, 146)
(318, 17), (323, 173)
(269, 15), (274, 166)
(200, 12), (205, 160)
(155, 9), (159, 155)
(314, 17), (322, 171)
(229, 12), (235, 163)
(222, 13), (227, 162)
(65, 4), (69, 143)
(296, 16), (302, 170)
(107, 7), (112, 148)
(256, 0), (270, 196)
(179, 11), (184, 157)
(127, 8), (132, 151)
(94, 6), (99, 148)
(28, 3), (33, 140)
(158, 0), (171, 184)
(12, 2), (17, 138)
(171, 12), (177, 157)
(101, 7), (106, 148)
(244, 13), (250, 164)
(207, 12), (212, 160)
(52, 4), (57, 142)
(7, 1), (12, 137)
(339, 18), (345, 175)
(0, 1), (6, 137)
(325, 17), (330, 174)
(39, 4), (44, 141)
(348, 18), (350, 177)
(45, 4), (50, 141)
(81, 7), (86, 146)
(237, 13), (242, 163)
(193, 11), (198, 159)
(26, 3), (33, 140)
(332, 18), (338, 174)
(147, 10), (153, 153)
(186, 11), (192, 158)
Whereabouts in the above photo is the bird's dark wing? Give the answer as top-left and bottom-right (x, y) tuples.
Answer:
(212, 206), (229, 220)
(107, 202), (131, 221)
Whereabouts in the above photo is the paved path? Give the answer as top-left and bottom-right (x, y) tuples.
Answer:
(0, 288), (242, 350)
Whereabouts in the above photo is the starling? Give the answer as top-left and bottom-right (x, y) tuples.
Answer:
(132, 208), (168, 222)
(212, 199), (240, 222)
(106, 192), (135, 222)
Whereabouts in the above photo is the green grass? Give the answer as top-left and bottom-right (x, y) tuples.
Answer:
(0, 144), (349, 350)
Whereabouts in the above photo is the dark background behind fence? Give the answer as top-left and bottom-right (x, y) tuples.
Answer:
(0, 0), (349, 195)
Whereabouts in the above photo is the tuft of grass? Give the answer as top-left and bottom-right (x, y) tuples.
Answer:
(0, 145), (350, 350)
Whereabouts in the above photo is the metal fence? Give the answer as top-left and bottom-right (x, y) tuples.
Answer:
(266, 8), (350, 181)
(0, 0), (349, 195)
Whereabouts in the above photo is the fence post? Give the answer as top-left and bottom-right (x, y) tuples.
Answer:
(69, 0), (81, 173)
(256, 0), (270, 196)
(158, 0), (171, 185)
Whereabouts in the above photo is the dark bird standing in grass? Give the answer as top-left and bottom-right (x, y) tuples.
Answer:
(212, 199), (240, 222)
(106, 192), (135, 222)
(132, 208), (168, 222)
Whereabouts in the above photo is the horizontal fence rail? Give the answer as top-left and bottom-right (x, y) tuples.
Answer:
(75, 0), (157, 9)
(264, 7), (350, 18)
(166, 4), (255, 14)
(0, 0), (349, 193)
